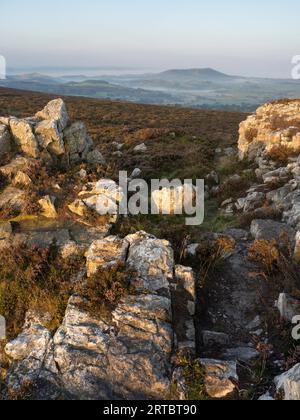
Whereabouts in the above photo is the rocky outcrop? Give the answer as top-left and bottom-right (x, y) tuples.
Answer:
(0, 99), (105, 167)
(3, 231), (198, 400)
(85, 236), (129, 276)
(4, 96), (300, 401)
(239, 100), (300, 160)
(250, 219), (295, 244)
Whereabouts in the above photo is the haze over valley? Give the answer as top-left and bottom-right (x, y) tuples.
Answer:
(2, 67), (300, 112)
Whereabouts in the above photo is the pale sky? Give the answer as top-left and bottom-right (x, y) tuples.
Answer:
(1, 0), (300, 77)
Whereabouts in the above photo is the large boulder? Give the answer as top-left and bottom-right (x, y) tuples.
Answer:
(35, 120), (65, 156)
(9, 118), (39, 158)
(63, 122), (93, 164)
(238, 100), (300, 160)
(250, 219), (295, 244)
(35, 98), (69, 131)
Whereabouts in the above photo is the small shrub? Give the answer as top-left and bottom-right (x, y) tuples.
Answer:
(217, 177), (251, 204)
(218, 155), (250, 178)
(195, 236), (235, 285)
(248, 240), (280, 275)
(25, 161), (52, 191)
(248, 236), (300, 294)
(0, 243), (85, 339)
(76, 263), (135, 321)
(268, 145), (296, 165)
(238, 206), (282, 229)
(0, 205), (20, 220)
(172, 353), (209, 400)
(22, 190), (42, 215)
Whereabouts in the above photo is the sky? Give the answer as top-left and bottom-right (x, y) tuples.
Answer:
(1, 0), (300, 78)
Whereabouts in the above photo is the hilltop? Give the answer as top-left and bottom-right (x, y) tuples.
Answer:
(155, 68), (234, 80)
(1, 88), (300, 400)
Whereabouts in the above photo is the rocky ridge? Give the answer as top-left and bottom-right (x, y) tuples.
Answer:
(0, 100), (201, 400)
(1, 98), (300, 399)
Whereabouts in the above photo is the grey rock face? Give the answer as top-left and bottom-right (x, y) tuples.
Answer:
(250, 219), (295, 244)
(262, 167), (290, 184)
(86, 149), (106, 165)
(4, 231), (180, 400)
(172, 265), (196, 351)
(267, 184), (295, 208)
(10, 118), (39, 158)
(202, 331), (230, 348)
(275, 363), (300, 400)
(126, 232), (174, 296)
(85, 236), (129, 277)
(237, 191), (265, 213)
(35, 119), (65, 156)
(63, 122), (94, 163)
(223, 347), (260, 363)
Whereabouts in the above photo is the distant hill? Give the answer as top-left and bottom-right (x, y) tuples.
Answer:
(2, 68), (300, 112)
(156, 68), (234, 81)
(0, 76), (175, 105)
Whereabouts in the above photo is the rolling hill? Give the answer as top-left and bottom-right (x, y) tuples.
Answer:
(2, 68), (300, 111)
